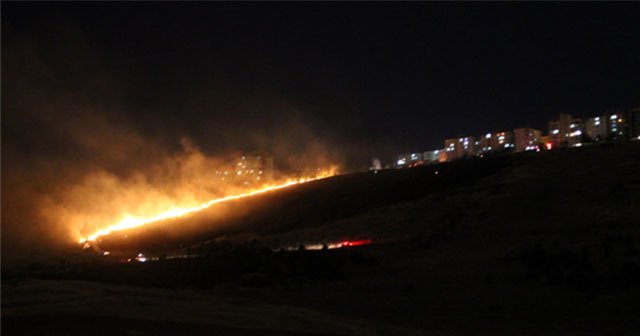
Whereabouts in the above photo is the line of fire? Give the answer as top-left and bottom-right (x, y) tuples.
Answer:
(78, 152), (345, 260)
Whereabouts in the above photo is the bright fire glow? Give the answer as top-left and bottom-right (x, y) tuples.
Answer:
(78, 171), (336, 243)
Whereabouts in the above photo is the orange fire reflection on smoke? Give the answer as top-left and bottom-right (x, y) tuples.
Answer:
(78, 170), (337, 244)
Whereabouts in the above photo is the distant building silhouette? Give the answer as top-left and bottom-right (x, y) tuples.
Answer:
(585, 115), (609, 142)
(444, 136), (477, 161)
(479, 131), (515, 154)
(548, 113), (583, 148)
(422, 149), (444, 164)
(514, 128), (542, 152)
(389, 107), (638, 168)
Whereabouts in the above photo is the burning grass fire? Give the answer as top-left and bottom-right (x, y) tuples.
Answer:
(78, 170), (337, 244)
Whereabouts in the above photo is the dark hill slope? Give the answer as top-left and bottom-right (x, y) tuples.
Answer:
(98, 151), (513, 251)
(101, 142), (640, 255)
(5, 142), (640, 335)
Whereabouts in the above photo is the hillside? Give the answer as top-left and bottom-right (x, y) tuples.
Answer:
(95, 149), (514, 252)
(3, 142), (640, 335)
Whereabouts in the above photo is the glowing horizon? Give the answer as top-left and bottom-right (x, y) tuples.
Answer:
(78, 172), (336, 244)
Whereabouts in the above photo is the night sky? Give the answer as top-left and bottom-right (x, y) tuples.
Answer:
(4, 3), (639, 165)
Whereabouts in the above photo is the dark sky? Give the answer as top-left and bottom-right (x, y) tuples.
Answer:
(4, 2), (639, 163)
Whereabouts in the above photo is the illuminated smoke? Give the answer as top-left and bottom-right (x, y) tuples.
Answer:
(2, 37), (345, 259)
(78, 169), (337, 243)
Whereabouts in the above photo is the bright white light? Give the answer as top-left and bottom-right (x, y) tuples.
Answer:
(552, 129), (559, 134)
(611, 115), (617, 120)
(570, 124), (576, 129)
(486, 133), (492, 139)
(136, 253), (147, 262)
(595, 121), (600, 126)
(397, 159), (406, 165)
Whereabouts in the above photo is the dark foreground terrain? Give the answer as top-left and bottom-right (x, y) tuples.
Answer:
(4, 142), (640, 335)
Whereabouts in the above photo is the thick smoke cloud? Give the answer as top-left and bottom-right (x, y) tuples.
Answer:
(1, 31), (344, 262)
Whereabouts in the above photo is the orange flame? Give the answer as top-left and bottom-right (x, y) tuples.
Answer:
(78, 170), (336, 243)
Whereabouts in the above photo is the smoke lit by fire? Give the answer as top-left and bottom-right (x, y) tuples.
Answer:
(78, 168), (337, 243)
(2, 35), (348, 259)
